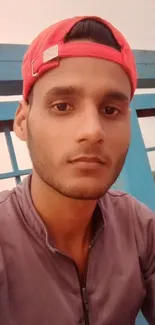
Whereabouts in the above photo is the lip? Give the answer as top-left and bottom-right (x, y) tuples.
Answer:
(69, 156), (105, 165)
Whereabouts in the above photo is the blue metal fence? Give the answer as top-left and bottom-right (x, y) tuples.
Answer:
(0, 45), (155, 206)
(1, 44), (155, 324)
(0, 120), (31, 184)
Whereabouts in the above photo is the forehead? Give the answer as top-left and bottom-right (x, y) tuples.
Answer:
(33, 57), (131, 100)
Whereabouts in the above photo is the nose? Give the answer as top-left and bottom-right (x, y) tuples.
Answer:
(76, 104), (105, 144)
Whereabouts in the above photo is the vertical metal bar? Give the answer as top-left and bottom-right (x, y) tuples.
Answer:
(3, 121), (21, 184)
(125, 106), (155, 212)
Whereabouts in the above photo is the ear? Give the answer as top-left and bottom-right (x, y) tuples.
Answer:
(13, 99), (29, 141)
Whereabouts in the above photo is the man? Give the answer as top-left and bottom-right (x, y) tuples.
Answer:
(0, 15), (155, 325)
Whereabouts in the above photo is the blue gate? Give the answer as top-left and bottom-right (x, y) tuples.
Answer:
(0, 45), (155, 324)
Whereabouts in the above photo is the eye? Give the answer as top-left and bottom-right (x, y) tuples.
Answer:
(51, 102), (73, 114)
(103, 106), (119, 116)
(52, 102), (71, 112)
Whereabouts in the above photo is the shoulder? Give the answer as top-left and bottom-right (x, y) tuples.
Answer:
(0, 187), (17, 213)
(0, 179), (25, 216)
(101, 189), (155, 221)
(0, 188), (15, 201)
(0, 187), (17, 229)
(0, 185), (24, 243)
(100, 190), (155, 267)
(100, 189), (155, 243)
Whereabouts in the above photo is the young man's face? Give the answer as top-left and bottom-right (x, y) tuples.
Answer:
(18, 56), (131, 199)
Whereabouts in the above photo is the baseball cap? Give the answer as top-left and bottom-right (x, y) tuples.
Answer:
(22, 16), (137, 100)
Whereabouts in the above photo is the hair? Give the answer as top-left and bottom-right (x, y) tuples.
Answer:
(64, 18), (121, 51)
(27, 19), (121, 105)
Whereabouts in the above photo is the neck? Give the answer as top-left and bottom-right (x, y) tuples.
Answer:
(30, 172), (97, 253)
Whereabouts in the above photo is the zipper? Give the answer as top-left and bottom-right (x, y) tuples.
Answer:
(78, 211), (104, 324)
(55, 247), (91, 325)
(72, 224), (104, 324)
(74, 255), (90, 325)
(54, 225), (104, 325)
(79, 287), (89, 324)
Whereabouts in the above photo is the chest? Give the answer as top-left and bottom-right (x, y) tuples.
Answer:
(4, 233), (145, 325)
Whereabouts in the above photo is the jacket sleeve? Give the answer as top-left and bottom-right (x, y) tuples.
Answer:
(0, 245), (11, 324)
(132, 197), (155, 324)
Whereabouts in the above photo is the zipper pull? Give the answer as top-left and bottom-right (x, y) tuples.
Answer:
(82, 287), (89, 311)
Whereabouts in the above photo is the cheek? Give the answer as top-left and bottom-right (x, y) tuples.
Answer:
(30, 119), (70, 162)
(106, 121), (131, 153)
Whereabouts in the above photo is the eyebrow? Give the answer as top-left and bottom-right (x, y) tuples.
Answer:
(44, 86), (130, 102)
(103, 91), (130, 102)
(44, 86), (84, 99)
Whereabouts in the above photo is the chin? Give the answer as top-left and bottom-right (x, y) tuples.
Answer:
(39, 171), (116, 200)
(58, 182), (109, 200)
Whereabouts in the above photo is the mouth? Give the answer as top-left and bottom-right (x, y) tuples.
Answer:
(69, 155), (105, 169)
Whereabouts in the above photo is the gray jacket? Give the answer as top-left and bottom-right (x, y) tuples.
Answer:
(0, 176), (155, 325)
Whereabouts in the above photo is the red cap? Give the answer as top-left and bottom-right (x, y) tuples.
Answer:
(22, 16), (137, 100)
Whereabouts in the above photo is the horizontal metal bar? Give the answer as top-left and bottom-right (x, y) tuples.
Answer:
(0, 169), (32, 180)
(1, 47), (155, 81)
(0, 61), (22, 80)
(0, 94), (154, 124)
(0, 47), (155, 64)
(0, 80), (22, 96)
(146, 147), (155, 153)
(0, 120), (13, 133)
(137, 63), (155, 79)
(0, 101), (18, 121)
(137, 109), (155, 117)
(0, 44), (28, 61)
(0, 77), (154, 98)
(133, 50), (155, 64)
(1, 62), (155, 81)
(137, 78), (155, 89)
(131, 94), (155, 110)
(0, 94), (154, 123)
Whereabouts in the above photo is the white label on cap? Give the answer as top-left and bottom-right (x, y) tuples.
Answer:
(43, 45), (59, 63)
